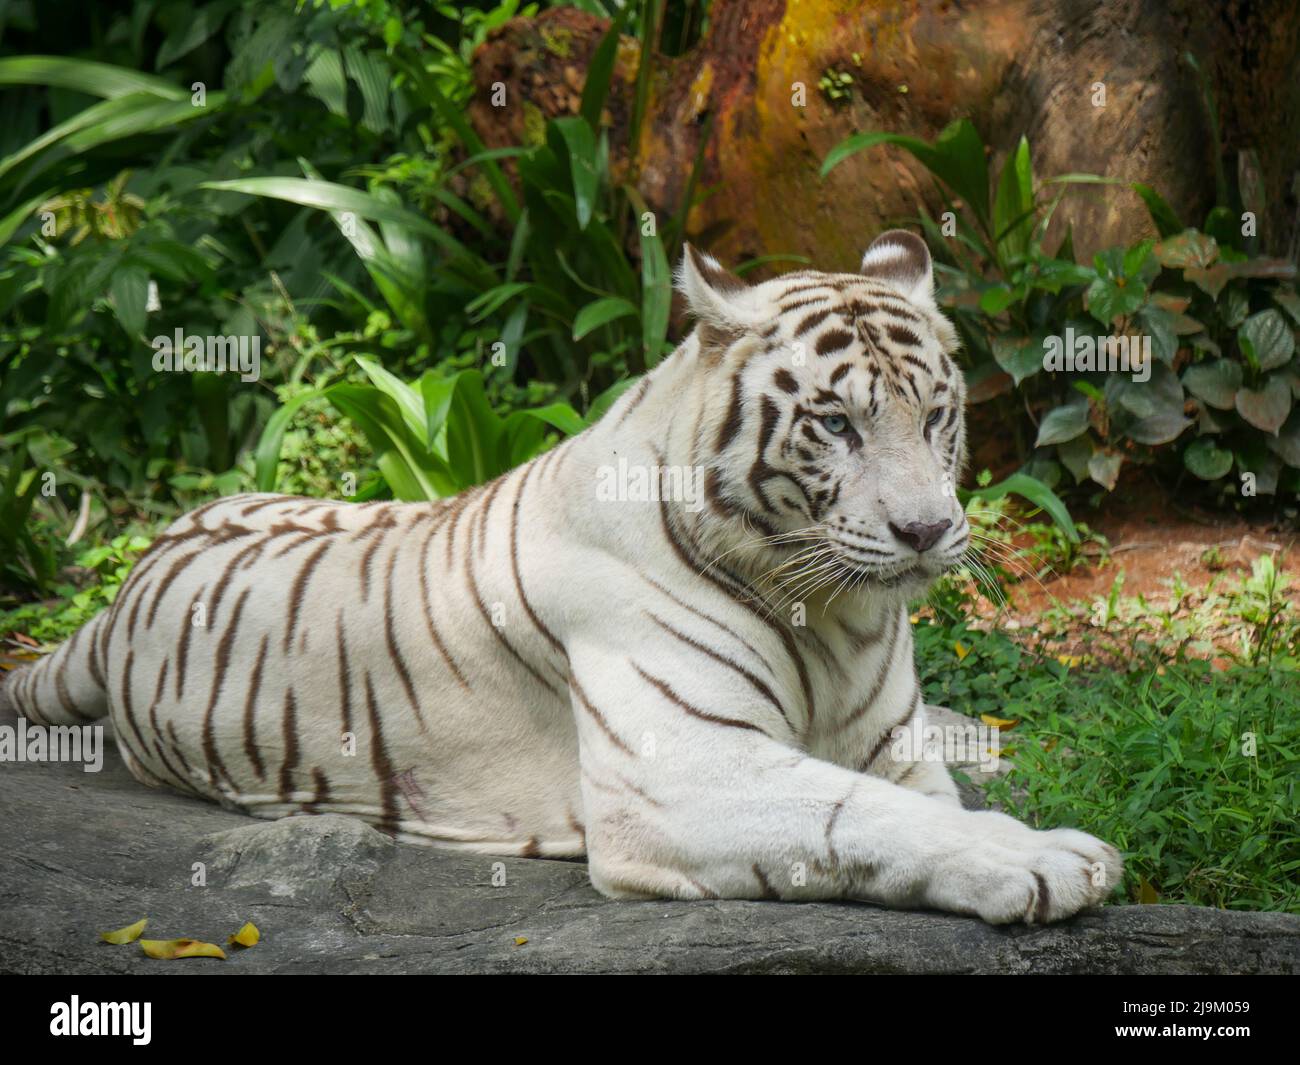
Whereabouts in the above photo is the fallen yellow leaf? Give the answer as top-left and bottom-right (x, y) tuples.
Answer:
(514, 936), (528, 947)
(140, 938), (226, 960)
(100, 918), (148, 945)
(1138, 875), (1160, 905)
(954, 641), (970, 660)
(227, 922), (260, 948)
(980, 713), (1019, 730)
(1057, 654), (1082, 668)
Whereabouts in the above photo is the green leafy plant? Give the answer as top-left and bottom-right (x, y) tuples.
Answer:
(0, 533), (152, 642)
(1224, 554), (1295, 665)
(256, 355), (594, 500)
(203, 5), (695, 408)
(982, 660), (1299, 911)
(915, 588), (1299, 912)
(822, 118), (1300, 499)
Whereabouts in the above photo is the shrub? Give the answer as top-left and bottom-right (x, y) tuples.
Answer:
(823, 117), (1300, 501)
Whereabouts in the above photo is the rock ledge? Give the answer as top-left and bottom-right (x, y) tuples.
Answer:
(1, 738), (1296, 974)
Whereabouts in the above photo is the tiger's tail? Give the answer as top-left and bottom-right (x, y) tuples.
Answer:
(1, 612), (111, 726)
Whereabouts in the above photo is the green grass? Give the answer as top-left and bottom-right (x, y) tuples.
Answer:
(915, 597), (1300, 912)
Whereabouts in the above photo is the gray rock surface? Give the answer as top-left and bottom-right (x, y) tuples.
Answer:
(1, 725), (1297, 974)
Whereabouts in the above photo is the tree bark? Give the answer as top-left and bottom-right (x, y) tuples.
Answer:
(467, 1), (1300, 270)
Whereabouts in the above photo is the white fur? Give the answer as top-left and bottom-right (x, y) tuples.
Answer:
(9, 240), (1121, 924)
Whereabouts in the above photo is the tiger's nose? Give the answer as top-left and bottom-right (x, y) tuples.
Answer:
(889, 519), (952, 553)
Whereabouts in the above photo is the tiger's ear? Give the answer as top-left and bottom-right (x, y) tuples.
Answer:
(675, 244), (755, 334)
(860, 229), (934, 306)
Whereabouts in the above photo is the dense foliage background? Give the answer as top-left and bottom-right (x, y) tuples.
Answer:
(0, 0), (1296, 911)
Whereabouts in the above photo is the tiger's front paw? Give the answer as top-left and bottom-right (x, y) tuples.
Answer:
(927, 810), (1123, 925)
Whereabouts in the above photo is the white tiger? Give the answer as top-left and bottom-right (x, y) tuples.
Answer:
(5, 231), (1122, 924)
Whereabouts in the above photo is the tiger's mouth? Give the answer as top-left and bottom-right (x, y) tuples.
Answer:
(873, 565), (921, 587)
(824, 538), (962, 586)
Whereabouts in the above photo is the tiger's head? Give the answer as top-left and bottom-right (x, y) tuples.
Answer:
(677, 231), (969, 594)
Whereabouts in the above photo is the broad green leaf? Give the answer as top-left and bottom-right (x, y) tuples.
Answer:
(823, 119), (990, 229)
(1087, 450), (1123, 491)
(978, 285), (1018, 314)
(1122, 364), (1190, 445)
(326, 383), (453, 499)
(1026, 259), (1095, 292)
(0, 55), (187, 99)
(992, 334), (1045, 385)
(125, 240), (213, 283)
(1154, 229), (1217, 269)
(550, 117), (600, 230)
(1267, 409), (1300, 467)
(200, 177), (465, 256)
(1035, 400), (1089, 447)
(109, 264), (149, 338)
(509, 402), (586, 438)
(354, 354), (428, 443)
(1204, 205), (1239, 251)
(580, 8), (629, 129)
(445, 371), (503, 487)
(573, 296), (638, 340)
(1184, 262), (1233, 300)
(624, 186), (671, 367)
(0, 191), (51, 244)
(961, 471), (1078, 543)
(1182, 358), (1242, 410)
(1272, 289), (1300, 327)
(1131, 182), (1183, 238)
(1137, 305), (1178, 365)
(1239, 309), (1294, 372)
(1056, 434), (1095, 482)
(1184, 437), (1233, 480)
(1122, 239), (1157, 281)
(1086, 276), (1146, 325)
(992, 136), (1034, 260)
(6, 95), (227, 189)
(254, 388), (325, 492)
(1235, 375), (1292, 435)
(155, 0), (239, 70)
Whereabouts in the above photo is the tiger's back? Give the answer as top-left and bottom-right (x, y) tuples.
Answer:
(12, 474), (590, 855)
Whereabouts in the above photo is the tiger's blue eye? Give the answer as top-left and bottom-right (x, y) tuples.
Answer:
(926, 408), (944, 430)
(821, 413), (850, 435)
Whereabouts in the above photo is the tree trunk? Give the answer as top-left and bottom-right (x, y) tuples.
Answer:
(468, 1), (1300, 270)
